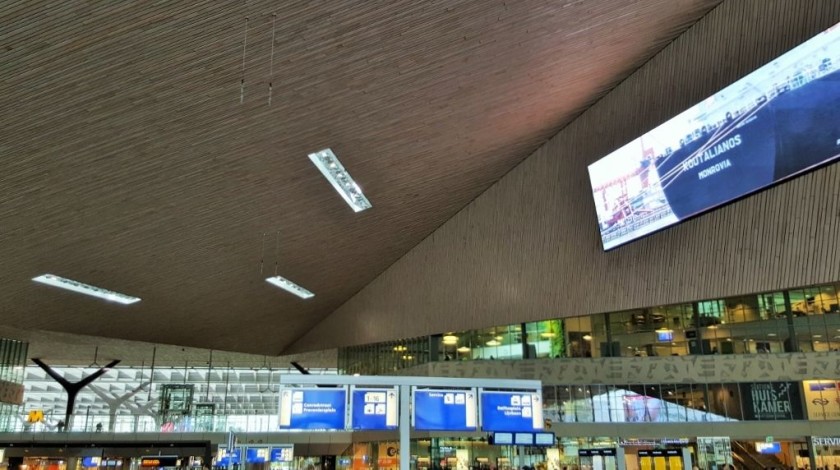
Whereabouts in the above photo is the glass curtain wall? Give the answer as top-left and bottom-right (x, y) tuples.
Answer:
(338, 281), (840, 375)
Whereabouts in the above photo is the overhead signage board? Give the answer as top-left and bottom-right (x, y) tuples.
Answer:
(480, 391), (544, 432)
(587, 21), (840, 250)
(245, 448), (270, 464)
(270, 447), (294, 463)
(514, 433), (535, 446)
(413, 388), (477, 431)
(278, 387), (347, 430)
(351, 387), (399, 430)
(216, 448), (242, 466)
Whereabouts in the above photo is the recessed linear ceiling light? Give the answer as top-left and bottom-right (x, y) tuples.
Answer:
(308, 148), (372, 213)
(266, 276), (314, 299)
(32, 274), (140, 305)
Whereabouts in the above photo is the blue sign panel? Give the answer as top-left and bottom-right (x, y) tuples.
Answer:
(246, 448), (270, 464)
(270, 447), (294, 463)
(351, 388), (399, 430)
(413, 389), (477, 431)
(480, 391), (543, 432)
(278, 388), (347, 430)
(217, 448), (242, 466)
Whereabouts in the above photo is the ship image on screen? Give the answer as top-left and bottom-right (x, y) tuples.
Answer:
(588, 22), (840, 250)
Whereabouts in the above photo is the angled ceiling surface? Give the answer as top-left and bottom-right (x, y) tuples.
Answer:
(0, 0), (721, 355)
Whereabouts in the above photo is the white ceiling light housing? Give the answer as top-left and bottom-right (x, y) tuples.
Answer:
(33, 274), (140, 305)
(266, 276), (314, 299)
(308, 148), (372, 212)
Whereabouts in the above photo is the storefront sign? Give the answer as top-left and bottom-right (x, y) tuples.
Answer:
(620, 438), (690, 447)
(812, 437), (840, 446)
(578, 449), (616, 457)
(803, 381), (840, 421)
(140, 456), (178, 467)
(740, 382), (803, 420)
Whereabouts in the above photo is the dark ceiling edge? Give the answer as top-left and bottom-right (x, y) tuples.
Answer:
(279, 0), (729, 356)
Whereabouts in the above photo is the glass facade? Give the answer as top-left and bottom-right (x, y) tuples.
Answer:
(0, 338), (28, 432)
(338, 281), (840, 375)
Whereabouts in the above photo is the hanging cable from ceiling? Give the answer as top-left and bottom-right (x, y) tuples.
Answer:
(268, 13), (277, 106)
(240, 13), (249, 104)
(259, 232), (266, 275)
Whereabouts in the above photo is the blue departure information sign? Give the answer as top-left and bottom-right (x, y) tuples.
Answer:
(246, 448), (270, 464)
(351, 388), (399, 430)
(413, 389), (477, 431)
(217, 448), (242, 466)
(278, 388), (347, 430)
(270, 447), (294, 463)
(480, 391), (544, 432)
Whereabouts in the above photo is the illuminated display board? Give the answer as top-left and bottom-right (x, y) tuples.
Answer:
(278, 388), (347, 430)
(588, 22), (840, 250)
(480, 391), (543, 432)
(413, 389), (477, 431)
(351, 387), (399, 430)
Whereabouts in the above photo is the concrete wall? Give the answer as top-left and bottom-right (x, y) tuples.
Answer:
(289, 0), (840, 353)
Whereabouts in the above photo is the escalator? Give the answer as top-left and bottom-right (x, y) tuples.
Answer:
(732, 441), (785, 470)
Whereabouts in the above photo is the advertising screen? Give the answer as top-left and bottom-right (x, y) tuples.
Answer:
(413, 388), (477, 431)
(803, 380), (840, 420)
(480, 391), (543, 432)
(588, 22), (840, 250)
(351, 387), (399, 430)
(278, 388), (347, 430)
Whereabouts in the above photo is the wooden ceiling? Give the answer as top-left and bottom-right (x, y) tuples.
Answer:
(0, 0), (721, 355)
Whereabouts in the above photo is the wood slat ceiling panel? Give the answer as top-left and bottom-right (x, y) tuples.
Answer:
(0, 0), (720, 354)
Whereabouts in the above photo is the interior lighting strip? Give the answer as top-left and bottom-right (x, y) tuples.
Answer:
(266, 276), (315, 299)
(308, 148), (372, 212)
(33, 274), (141, 305)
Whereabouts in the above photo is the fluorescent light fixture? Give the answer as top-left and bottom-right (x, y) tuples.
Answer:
(485, 340), (501, 347)
(308, 148), (372, 212)
(265, 276), (314, 299)
(582, 334), (593, 341)
(457, 346), (471, 353)
(32, 274), (140, 305)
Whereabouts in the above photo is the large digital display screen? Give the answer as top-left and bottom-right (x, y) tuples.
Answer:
(413, 388), (477, 431)
(588, 22), (840, 250)
(480, 391), (544, 432)
(351, 387), (399, 430)
(278, 388), (347, 430)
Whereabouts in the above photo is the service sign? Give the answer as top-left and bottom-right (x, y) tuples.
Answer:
(480, 391), (544, 432)
(351, 387), (399, 430)
(413, 389), (477, 431)
(278, 387), (347, 430)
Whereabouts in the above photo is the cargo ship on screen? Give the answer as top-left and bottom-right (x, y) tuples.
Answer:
(588, 22), (840, 250)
